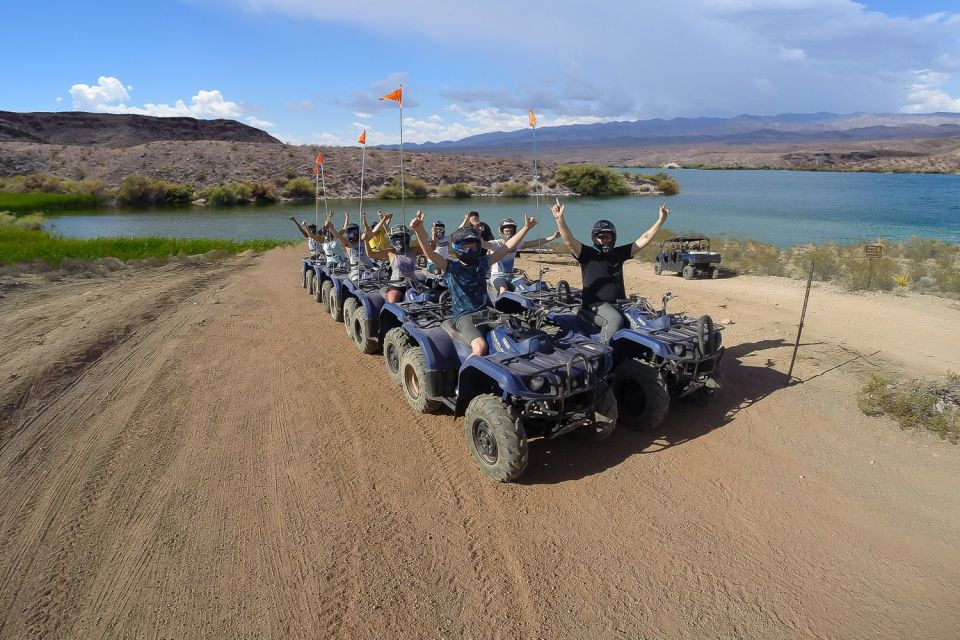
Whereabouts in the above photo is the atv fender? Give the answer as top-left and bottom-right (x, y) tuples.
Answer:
(404, 324), (460, 371)
(454, 362), (510, 417)
(609, 329), (675, 360)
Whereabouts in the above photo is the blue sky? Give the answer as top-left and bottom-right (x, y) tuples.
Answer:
(5, 0), (960, 145)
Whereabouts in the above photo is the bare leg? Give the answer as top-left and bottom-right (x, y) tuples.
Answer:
(470, 337), (487, 358)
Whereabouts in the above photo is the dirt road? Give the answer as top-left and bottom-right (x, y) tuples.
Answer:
(1, 247), (958, 639)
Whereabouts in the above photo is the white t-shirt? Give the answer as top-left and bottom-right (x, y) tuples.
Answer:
(322, 240), (345, 267)
(488, 239), (518, 279)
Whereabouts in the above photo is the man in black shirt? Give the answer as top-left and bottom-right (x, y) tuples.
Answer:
(459, 210), (495, 242)
(551, 198), (670, 342)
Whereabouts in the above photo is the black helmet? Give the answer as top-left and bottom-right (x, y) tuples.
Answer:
(345, 223), (360, 242)
(591, 219), (617, 253)
(389, 223), (411, 252)
(432, 220), (445, 228)
(499, 218), (518, 235)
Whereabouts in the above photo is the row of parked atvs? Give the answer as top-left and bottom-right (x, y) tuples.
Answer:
(301, 258), (725, 482)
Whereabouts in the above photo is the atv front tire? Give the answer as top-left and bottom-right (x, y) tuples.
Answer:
(342, 298), (359, 339)
(574, 382), (618, 442)
(351, 305), (379, 354)
(612, 359), (670, 431)
(383, 328), (411, 384)
(682, 264), (694, 280)
(321, 281), (334, 314)
(464, 394), (528, 482)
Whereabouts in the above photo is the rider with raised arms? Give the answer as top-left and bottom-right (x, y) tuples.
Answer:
(550, 198), (669, 342)
(411, 210), (538, 358)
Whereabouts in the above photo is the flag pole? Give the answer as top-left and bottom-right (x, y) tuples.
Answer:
(320, 161), (329, 219)
(359, 142), (366, 219)
(532, 117), (540, 214)
(399, 83), (405, 227)
(314, 162), (320, 227)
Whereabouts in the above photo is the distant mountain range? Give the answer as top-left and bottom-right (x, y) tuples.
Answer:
(383, 112), (960, 154)
(0, 111), (280, 147)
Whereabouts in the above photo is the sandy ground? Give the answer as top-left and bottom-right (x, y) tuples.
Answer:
(1, 247), (958, 640)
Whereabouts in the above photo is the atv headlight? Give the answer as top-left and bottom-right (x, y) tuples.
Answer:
(672, 344), (686, 357)
(528, 375), (546, 392)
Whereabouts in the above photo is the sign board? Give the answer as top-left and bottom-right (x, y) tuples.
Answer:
(863, 244), (884, 258)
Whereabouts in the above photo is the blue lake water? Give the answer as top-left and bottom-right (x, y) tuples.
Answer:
(45, 168), (960, 246)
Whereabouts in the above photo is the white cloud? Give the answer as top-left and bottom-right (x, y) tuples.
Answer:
(66, 77), (258, 121)
(284, 99), (315, 111)
(779, 46), (807, 61)
(54, 97), (62, 103)
(245, 116), (275, 129)
(69, 76), (130, 110)
(902, 70), (960, 113)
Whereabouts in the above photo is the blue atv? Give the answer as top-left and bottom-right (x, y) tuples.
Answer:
(302, 257), (320, 291)
(311, 262), (349, 311)
(548, 292), (724, 430)
(393, 306), (618, 482)
(345, 278), (448, 354)
(654, 236), (722, 280)
(378, 296), (452, 385)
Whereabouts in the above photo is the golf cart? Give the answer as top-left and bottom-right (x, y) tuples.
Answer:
(655, 236), (722, 280)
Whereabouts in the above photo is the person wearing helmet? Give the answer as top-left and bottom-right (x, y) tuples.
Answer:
(485, 217), (560, 294)
(425, 220), (449, 274)
(289, 216), (326, 259)
(364, 219), (430, 303)
(326, 211), (376, 281)
(411, 210), (538, 358)
(361, 210), (393, 255)
(551, 198), (670, 343)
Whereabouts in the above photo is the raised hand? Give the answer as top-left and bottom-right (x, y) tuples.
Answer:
(525, 214), (538, 229)
(410, 210), (425, 231)
(659, 203), (671, 219)
(551, 198), (565, 220)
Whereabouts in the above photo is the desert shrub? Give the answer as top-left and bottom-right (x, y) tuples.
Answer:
(377, 177), (430, 199)
(250, 182), (278, 202)
(657, 178), (681, 195)
(717, 239), (786, 276)
(284, 178), (314, 199)
(554, 164), (630, 196)
(206, 182), (253, 206)
(438, 183), (473, 198)
(794, 243), (843, 281)
(116, 176), (193, 206)
(859, 375), (959, 443)
(498, 182), (530, 197)
(841, 254), (898, 291)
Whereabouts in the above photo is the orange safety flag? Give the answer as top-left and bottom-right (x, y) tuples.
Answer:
(358, 130), (366, 145)
(529, 109), (536, 128)
(380, 87), (402, 104)
(315, 151), (323, 164)
(313, 165), (319, 175)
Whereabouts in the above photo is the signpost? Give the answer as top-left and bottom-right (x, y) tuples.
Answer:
(863, 244), (883, 289)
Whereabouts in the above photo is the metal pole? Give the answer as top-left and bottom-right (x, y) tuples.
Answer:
(314, 163), (319, 227)
(532, 123), (539, 214)
(359, 144), (366, 218)
(786, 259), (815, 383)
(399, 84), (405, 227)
(867, 258), (874, 290)
(320, 162), (329, 218)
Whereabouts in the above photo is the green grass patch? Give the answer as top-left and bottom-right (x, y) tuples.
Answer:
(0, 214), (293, 266)
(0, 192), (104, 213)
(858, 374), (960, 444)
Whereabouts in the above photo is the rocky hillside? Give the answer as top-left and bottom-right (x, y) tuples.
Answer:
(0, 140), (554, 197)
(0, 111), (280, 147)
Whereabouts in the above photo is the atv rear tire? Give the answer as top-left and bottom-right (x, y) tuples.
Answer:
(682, 264), (694, 280)
(399, 348), (441, 414)
(321, 281), (334, 314)
(464, 394), (528, 482)
(612, 359), (669, 431)
(301, 265), (309, 288)
(330, 287), (344, 322)
(306, 270), (315, 295)
(383, 328), (412, 384)
(342, 298), (359, 338)
(351, 305), (379, 354)
(574, 382), (618, 442)
(314, 279), (324, 304)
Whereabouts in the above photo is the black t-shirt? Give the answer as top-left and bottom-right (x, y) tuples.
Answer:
(475, 222), (495, 242)
(576, 244), (633, 306)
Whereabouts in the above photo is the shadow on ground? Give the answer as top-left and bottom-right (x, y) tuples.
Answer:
(520, 339), (791, 485)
